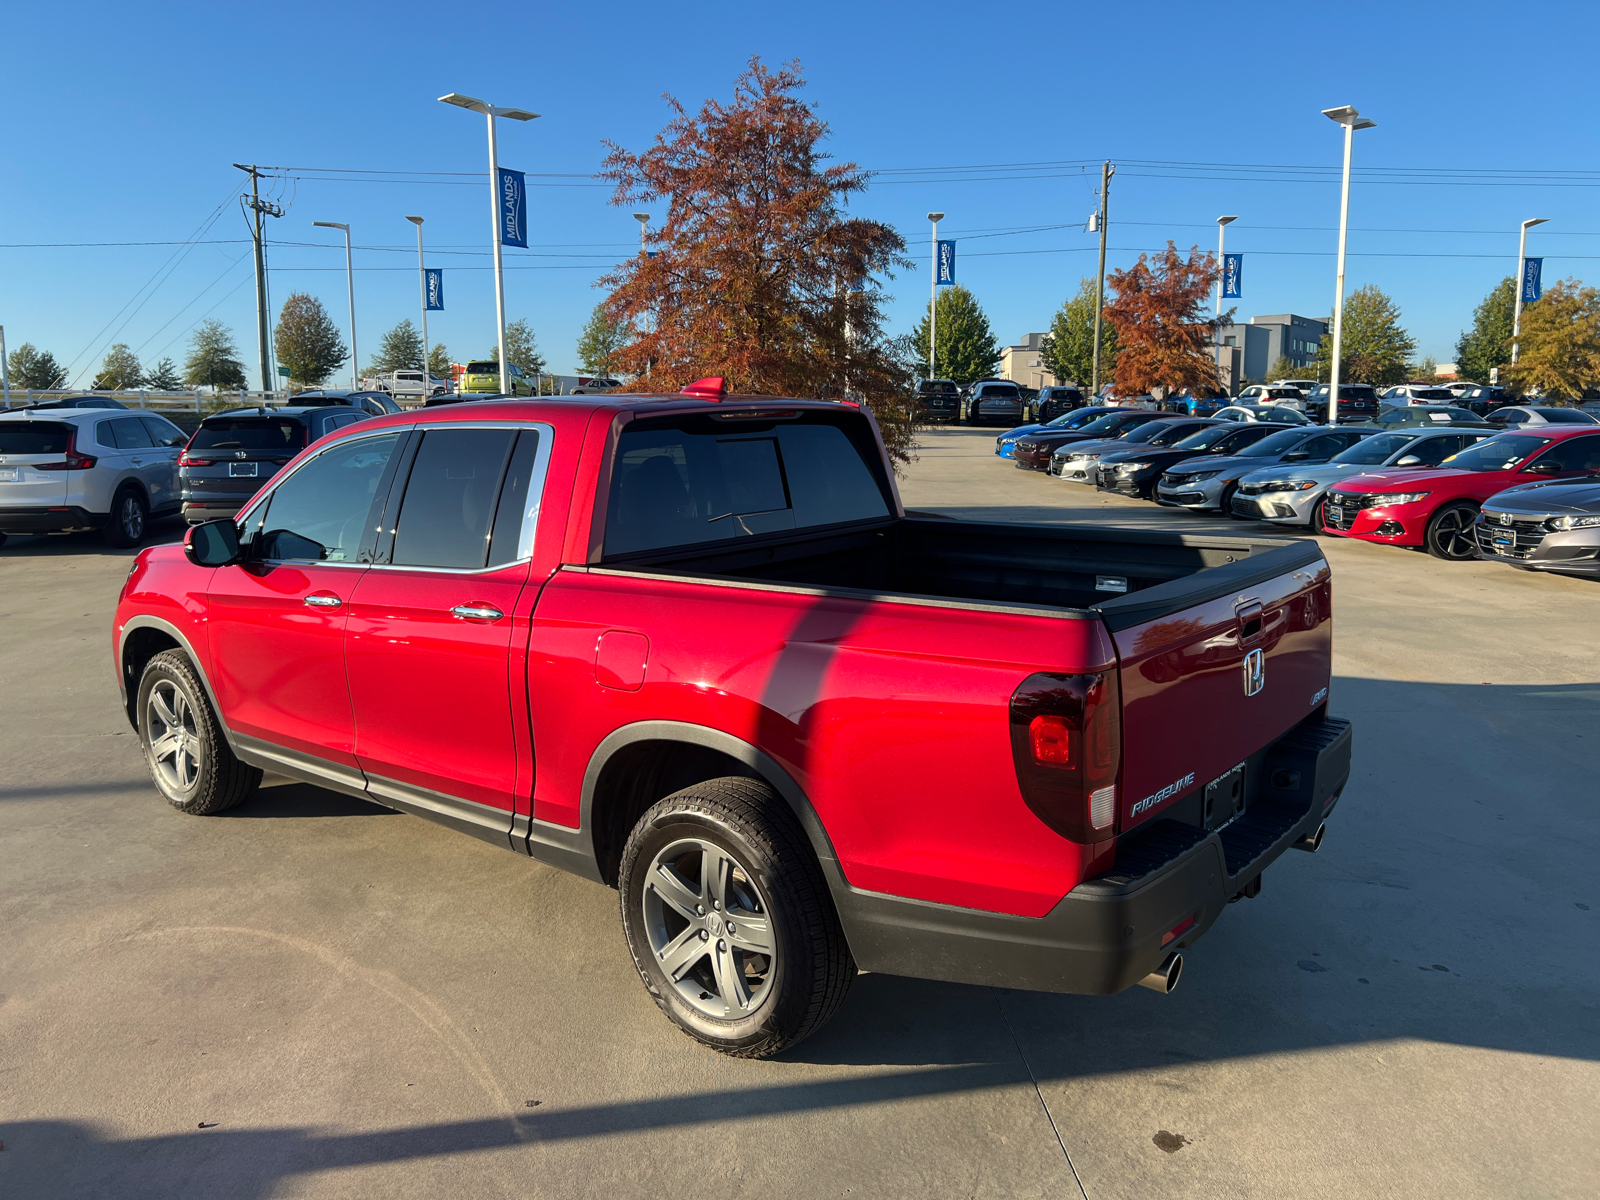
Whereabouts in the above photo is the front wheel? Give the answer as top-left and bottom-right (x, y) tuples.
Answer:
(618, 777), (855, 1058)
(1219, 484), (1241, 518)
(1425, 501), (1480, 561)
(137, 650), (261, 814)
(1311, 495), (1332, 533)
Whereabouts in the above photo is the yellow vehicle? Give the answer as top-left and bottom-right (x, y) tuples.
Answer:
(461, 360), (535, 396)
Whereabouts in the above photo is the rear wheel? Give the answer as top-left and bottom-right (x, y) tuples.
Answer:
(137, 650), (261, 814)
(103, 486), (148, 548)
(1425, 501), (1480, 561)
(618, 777), (855, 1058)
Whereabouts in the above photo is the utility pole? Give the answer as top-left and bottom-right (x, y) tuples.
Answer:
(234, 164), (284, 396)
(1091, 161), (1114, 393)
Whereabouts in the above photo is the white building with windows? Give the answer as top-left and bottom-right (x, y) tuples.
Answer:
(999, 333), (1057, 390)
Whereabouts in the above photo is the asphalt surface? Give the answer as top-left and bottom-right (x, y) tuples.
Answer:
(1, 425), (1595, 1198)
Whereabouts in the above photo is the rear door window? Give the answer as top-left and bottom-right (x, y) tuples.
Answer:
(389, 428), (519, 569)
(605, 413), (891, 557)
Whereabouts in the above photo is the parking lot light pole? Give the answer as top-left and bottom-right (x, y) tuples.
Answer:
(1512, 218), (1549, 365)
(312, 221), (358, 390)
(438, 93), (540, 395)
(1322, 106), (1376, 421)
(927, 212), (944, 378)
(405, 217), (429, 396)
(1215, 215), (1237, 388)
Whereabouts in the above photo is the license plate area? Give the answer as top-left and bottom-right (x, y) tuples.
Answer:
(1326, 505), (1343, 522)
(0, 468), (18, 482)
(1204, 763), (1247, 830)
(229, 462), (258, 477)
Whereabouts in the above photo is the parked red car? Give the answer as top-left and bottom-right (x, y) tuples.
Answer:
(1322, 427), (1600, 559)
(113, 382), (1351, 1056)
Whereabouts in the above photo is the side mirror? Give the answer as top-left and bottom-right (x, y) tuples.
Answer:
(185, 519), (240, 567)
(1524, 460), (1561, 475)
(1395, 455), (1424, 466)
(1282, 450), (1311, 462)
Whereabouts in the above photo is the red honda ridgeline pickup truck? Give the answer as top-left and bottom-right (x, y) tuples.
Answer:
(114, 382), (1351, 1057)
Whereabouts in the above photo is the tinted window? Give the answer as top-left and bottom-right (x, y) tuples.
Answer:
(1238, 430), (1314, 457)
(466, 362), (497, 374)
(139, 415), (187, 446)
(1300, 434), (1345, 458)
(1533, 436), (1600, 472)
(108, 417), (155, 449)
(1441, 435), (1551, 472)
(977, 385), (1019, 399)
(255, 432), (403, 563)
(192, 418), (308, 451)
(1412, 388), (1454, 401)
(0, 421), (75, 454)
(1175, 424), (1243, 450)
(1054, 408), (1107, 429)
(1075, 413), (1146, 435)
(1333, 432), (1418, 464)
(486, 430), (544, 566)
(605, 415), (890, 557)
(1143, 421), (1211, 447)
(390, 429), (518, 570)
(1534, 408), (1595, 424)
(1490, 410), (1526, 424)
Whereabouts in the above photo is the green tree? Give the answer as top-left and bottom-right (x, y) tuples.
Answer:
(1503, 279), (1600, 400)
(1311, 286), (1416, 386)
(1039, 277), (1117, 386)
(144, 357), (182, 390)
(576, 303), (631, 376)
(274, 292), (347, 390)
(92, 343), (142, 390)
(1455, 276), (1515, 384)
(183, 319), (247, 390)
(6, 343), (65, 389)
(427, 343), (451, 377)
(490, 318), (547, 375)
(909, 284), (1000, 384)
(1265, 355), (1302, 381)
(367, 320), (423, 375)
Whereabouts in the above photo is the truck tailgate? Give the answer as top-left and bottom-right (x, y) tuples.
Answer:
(1094, 541), (1331, 832)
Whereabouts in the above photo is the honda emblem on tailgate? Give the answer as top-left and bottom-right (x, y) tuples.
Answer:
(1242, 648), (1265, 696)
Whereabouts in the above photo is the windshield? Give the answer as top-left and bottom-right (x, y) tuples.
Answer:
(1237, 429), (1312, 457)
(1074, 413), (1143, 435)
(1333, 432), (1418, 464)
(0, 421), (76, 453)
(1049, 408), (1103, 429)
(1174, 424), (1245, 450)
(1440, 435), (1552, 471)
(190, 418), (308, 452)
(1143, 422), (1210, 447)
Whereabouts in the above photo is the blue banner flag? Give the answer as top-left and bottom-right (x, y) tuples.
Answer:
(1222, 253), (1243, 299)
(425, 269), (444, 311)
(497, 168), (527, 248)
(936, 239), (956, 285)
(1521, 257), (1543, 304)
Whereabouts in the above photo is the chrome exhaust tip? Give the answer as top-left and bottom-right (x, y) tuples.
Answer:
(1291, 822), (1327, 854)
(1137, 952), (1183, 994)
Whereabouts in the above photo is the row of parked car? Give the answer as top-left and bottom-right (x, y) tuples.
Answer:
(993, 403), (1600, 578)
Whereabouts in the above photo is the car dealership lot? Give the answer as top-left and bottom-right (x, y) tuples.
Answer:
(1, 428), (1596, 1199)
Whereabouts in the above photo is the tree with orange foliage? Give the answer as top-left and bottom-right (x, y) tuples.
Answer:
(1104, 243), (1223, 397)
(597, 58), (916, 466)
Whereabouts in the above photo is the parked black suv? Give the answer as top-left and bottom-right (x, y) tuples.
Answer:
(914, 379), (961, 424)
(1031, 386), (1087, 423)
(1306, 384), (1379, 425)
(179, 406), (368, 523)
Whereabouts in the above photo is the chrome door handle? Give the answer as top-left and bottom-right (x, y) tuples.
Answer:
(304, 594), (343, 609)
(451, 603), (504, 621)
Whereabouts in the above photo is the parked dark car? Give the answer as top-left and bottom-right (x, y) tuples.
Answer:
(1305, 383), (1379, 425)
(1011, 410), (1169, 470)
(1047, 419), (1221, 485)
(1031, 386), (1088, 422)
(20, 395), (128, 411)
(291, 390), (404, 417)
(962, 381), (1026, 426)
(1156, 426), (1371, 514)
(1371, 405), (1495, 430)
(179, 406), (369, 523)
(1476, 473), (1600, 577)
(994, 406), (1115, 459)
(1448, 384), (1513, 415)
(915, 379), (961, 424)
(1095, 422), (1291, 499)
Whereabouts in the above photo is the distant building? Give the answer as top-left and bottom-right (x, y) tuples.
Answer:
(1000, 333), (1057, 390)
(1213, 313), (1328, 391)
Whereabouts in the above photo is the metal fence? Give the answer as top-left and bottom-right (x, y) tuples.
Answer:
(1, 389), (291, 413)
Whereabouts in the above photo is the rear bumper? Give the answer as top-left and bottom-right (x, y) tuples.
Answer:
(0, 505), (107, 533)
(837, 716), (1352, 995)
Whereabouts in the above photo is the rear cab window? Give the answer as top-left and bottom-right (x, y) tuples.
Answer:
(603, 410), (892, 558)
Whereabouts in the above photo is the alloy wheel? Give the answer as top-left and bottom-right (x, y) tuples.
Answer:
(641, 837), (776, 1020)
(121, 494), (145, 540)
(147, 680), (202, 793)
(1433, 507), (1478, 559)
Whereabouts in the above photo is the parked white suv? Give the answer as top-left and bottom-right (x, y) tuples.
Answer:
(0, 409), (187, 549)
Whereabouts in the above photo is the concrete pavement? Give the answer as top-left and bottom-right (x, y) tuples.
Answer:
(1, 427), (1595, 1198)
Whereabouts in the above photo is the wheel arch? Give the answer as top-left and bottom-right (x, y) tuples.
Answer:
(118, 616), (233, 748)
(580, 721), (845, 894)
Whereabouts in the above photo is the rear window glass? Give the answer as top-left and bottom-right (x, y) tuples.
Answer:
(604, 414), (890, 557)
(0, 421), (75, 454)
(1411, 388), (1455, 400)
(1535, 409), (1593, 424)
(977, 385), (1020, 398)
(466, 362), (497, 374)
(191, 418), (307, 451)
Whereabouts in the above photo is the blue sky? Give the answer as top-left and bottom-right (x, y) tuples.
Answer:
(4, 0), (1598, 390)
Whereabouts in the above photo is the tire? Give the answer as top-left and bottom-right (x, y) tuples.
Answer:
(137, 650), (261, 815)
(1425, 501), (1480, 561)
(618, 777), (855, 1058)
(0, 532), (8, 549)
(103, 486), (148, 549)
(1311, 494), (1332, 533)
(1219, 484), (1241, 518)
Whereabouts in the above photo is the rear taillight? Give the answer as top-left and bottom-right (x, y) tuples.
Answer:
(1008, 670), (1122, 844)
(33, 431), (96, 471)
(178, 453), (215, 467)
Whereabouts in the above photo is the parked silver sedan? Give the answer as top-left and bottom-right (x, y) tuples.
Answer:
(1231, 428), (1493, 528)
(1477, 474), (1600, 578)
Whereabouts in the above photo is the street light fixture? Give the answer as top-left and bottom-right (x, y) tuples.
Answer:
(1512, 217), (1550, 365)
(438, 92), (540, 395)
(927, 211), (945, 378)
(312, 221), (358, 390)
(633, 212), (650, 256)
(1322, 105), (1376, 417)
(405, 216), (430, 398)
(1215, 216), (1238, 386)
